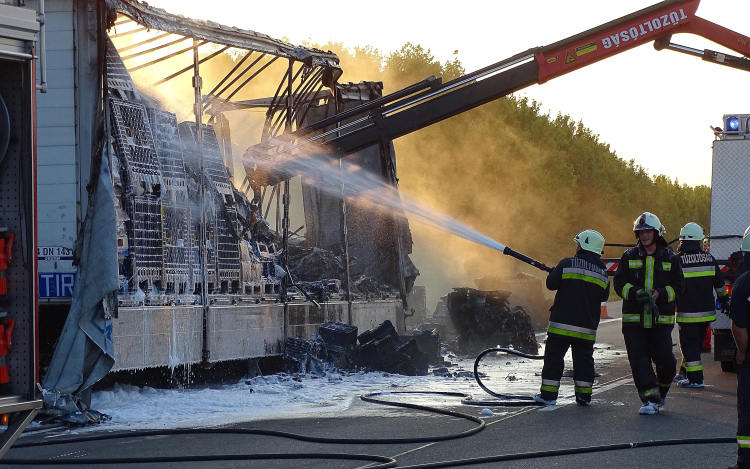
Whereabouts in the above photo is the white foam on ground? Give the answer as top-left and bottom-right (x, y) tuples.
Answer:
(56, 342), (624, 433)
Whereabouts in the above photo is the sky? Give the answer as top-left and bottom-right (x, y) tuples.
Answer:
(142, 0), (750, 188)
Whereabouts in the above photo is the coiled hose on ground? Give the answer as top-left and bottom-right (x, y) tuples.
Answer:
(0, 347), (735, 467)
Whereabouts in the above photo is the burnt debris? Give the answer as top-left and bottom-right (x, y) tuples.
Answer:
(474, 273), (553, 331)
(106, 37), (414, 306)
(447, 288), (539, 356)
(283, 320), (437, 376)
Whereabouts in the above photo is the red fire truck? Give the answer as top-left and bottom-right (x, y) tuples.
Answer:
(0, 0), (44, 456)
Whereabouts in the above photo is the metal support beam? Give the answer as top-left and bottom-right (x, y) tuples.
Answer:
(129, 40), (207, 72)
(120, 36), (190, 61)
(113, 17), (133, 26)
(154, 46), (230, 86)
(212, 53), (265, 100)
(191, 38), (209, 366)
(109, 26), (147, 38)
(260, 66), (291, 139)
(201, 50), (252, 100)
(297, 83), (325, 126)
(282, 59), (293, 304)
(223, 56), (279, 102)
(117, 32), (172, 53)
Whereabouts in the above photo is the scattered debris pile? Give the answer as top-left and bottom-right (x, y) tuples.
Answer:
(447, 288), (539, 356)
(283, 320), (435, 376)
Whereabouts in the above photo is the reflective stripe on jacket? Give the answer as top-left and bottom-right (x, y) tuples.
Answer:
(675, 249), (727, 323)
(546, 250), (611, 342)
(613, 245), (684, 329)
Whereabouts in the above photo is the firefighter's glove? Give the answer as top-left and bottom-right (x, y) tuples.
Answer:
(721, 299), (731, 316)
(646, 296), (659, 316)
(636, 289), (651, 306)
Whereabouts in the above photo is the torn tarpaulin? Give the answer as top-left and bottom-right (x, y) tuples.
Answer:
(42, 144), (119, 413)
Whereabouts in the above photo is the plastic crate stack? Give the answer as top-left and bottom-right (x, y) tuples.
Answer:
(178, 122), (240, 293)
(110, 99), (164, 292)
(177, 121), (219, 290)
(147, 109), (194, 294)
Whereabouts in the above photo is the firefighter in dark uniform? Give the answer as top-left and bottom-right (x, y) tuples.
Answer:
(614, 212), (684, 415)
(675, 222), (729, 388)
(729, 226), (750, 469)
(534, 230), (610, 406)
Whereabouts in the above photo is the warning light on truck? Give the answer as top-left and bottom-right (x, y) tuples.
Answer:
(726, 116), (740, 131)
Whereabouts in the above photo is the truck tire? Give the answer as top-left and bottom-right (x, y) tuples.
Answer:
(721, 360), (736, 373)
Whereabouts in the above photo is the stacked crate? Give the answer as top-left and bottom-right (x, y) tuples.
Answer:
(178, 122), (240, 293)
(109, 99), (164, 292)
(147, 109), (194, 294)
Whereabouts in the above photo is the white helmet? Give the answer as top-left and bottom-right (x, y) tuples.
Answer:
(743, 226), (750, 252)
(574, 230), (605, 255)
(679, 222), (705, 241)
(633, 212), (666, 237)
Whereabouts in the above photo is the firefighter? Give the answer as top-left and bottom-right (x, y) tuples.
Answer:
(730, 226), (750, 469)
(674, 222), (728, 388)
(613, 212), (684, 415)
(534, 229), (610, 406)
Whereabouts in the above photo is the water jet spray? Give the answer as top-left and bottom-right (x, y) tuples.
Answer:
(247, 150), (553, 274)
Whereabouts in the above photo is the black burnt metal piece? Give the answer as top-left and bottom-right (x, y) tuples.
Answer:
(284, 319), (431, 376)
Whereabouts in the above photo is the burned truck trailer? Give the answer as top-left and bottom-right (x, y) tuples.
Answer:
(34, 0), (419, 380)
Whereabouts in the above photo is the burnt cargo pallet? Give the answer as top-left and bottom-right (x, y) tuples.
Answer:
(358, 320), (398, 345)
(396, 338), (420, 359)
(388, 352), (429, 376)
(319, 322), (358, 354)
(358, 336), (399, 369)
(403, 331), (441, 365)
(284, 337), (311, 362)
(394, 338), (429, 375)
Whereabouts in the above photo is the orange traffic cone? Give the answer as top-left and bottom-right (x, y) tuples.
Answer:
(600, 302), (612, 319)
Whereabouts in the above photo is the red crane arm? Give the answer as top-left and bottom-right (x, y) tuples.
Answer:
(536, 0), (750, 84)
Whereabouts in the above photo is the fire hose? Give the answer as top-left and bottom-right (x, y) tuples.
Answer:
(0, 329), (732, 467)
(0, 348), (734, 466)
(462, 347), (546, 406)
(2, 390), (734, 467)
(501, 246), (553, 273)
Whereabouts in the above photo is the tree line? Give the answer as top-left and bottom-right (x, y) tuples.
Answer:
(309, 41), (711, 265)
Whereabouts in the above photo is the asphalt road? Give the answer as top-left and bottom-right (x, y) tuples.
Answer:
(1, 302), (741, 468)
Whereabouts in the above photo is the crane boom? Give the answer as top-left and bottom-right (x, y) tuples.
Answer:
(246, 0), (750, 163)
